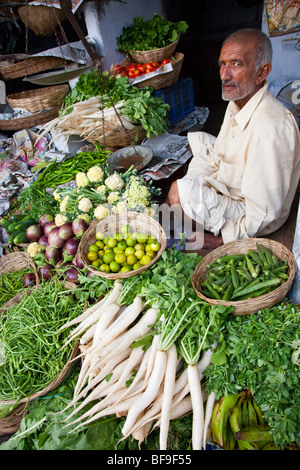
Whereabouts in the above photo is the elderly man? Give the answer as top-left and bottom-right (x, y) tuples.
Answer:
(167, 28), (300, 249)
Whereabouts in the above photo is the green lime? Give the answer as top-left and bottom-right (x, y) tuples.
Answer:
(151, 241), (161, 252)
(146, 250), (155, 259)
(107, 238), (117, 248)
(115, 252), (127, 265)
(117, 240), (127, 251)
(95, 231), (105, 240)
(104, 236), (110, 245)
(103, 251), (115, 264)
(135, 249), (145, 260)
(100, 263), (110, 273)
(141, 254), (152, 266)
(95, 240), (105, 249)
(88, 244), (99, 252)
(92, 259), (101, 268)
(126, 236), (137, 247)
(127, 254), (138, 266)
(133, 262), (142, 270)
(110, 261), (121, 273)
(120, 265), (132, 273)
(137, 233), (148, 244)
(134, 243), (145, 251)
(121, 224), (130, 234)
(113, 232), (124, 241)
(125, 246), (135, 256)
(87, 251), (98, 262)
(147, 234), (156, 244)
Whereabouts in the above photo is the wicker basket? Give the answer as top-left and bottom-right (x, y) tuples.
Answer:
(0, 288), (80, 435)
(0, 56), (67, 81)
(0, 106), (60, 131)
(133, 52), (184, 91)
(191, 238), (297, 316)
(129, 36), (180, 64)
(95, 125), (147, 148)
(18, 5), (66, 36)
(6, 84), (69, 114)
(0, 252), (39, 298)
(78, 212), (167, 279)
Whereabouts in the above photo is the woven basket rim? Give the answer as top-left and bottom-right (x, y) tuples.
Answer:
(129, 36), (180, 55)
(0, 106), (60, 131)
(191, 237), (296, 316)
(134, 52), (184, 90)
(6, 84), (69, 101)
(78, 212), (167, 279)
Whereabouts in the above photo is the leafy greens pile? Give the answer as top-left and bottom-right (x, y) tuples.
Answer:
(116, 14), (189, 52)
(60, 71), (170, 139)
(204, 301), (300, 447)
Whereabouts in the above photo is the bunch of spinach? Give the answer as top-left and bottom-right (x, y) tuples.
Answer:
(204, 301), (300, 447)
(117, 14), (188, 52)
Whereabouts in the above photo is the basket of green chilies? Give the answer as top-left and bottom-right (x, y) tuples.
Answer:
(0, 279), (82, 435)
(191, 238), (296, 316)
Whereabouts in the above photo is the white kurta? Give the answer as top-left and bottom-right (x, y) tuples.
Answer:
(177, 81), (300, 243)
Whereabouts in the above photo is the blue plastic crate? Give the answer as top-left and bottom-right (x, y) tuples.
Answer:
(153, 78), (195, 124)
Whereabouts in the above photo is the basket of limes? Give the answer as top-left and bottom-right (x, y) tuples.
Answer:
(78, 212), (167, 279)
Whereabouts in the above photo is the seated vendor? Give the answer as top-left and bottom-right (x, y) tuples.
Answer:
(167, 28), (300, 250)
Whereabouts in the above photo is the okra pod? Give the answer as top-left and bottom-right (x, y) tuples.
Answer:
(245, 255), (258, 278)
(231, 278), (282, 299)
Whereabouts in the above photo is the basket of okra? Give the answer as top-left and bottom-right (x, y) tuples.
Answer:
(191, 238), (296, 315)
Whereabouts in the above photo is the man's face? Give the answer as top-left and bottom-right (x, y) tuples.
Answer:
(218, 39), (261, 109)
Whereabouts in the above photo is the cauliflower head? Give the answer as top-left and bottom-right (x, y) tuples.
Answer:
(96, 184), (107, 194)
(78, 197), (93, 213)
(55, 214), (69, 226)
(123, 178), (151, 209)
(107, 191), (120, 205)
(27, 242), (41, 258)
(87, 165), (104, 183)
(113, 200), (128, 214)
(76, 172), (89, 188)
(105, 173), (124, 191)
(59, 195), (70, 213)
(94, 204), (110, 220)
(53, 189), (62, 202)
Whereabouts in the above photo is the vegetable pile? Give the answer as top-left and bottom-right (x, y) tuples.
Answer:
(116, 14), (188, 52)
(111, 58), (171, 79)
(200, 243), (290, 301)
(0, 279), (87, 401)
(87, 225), (161, 274)
(42, 71), (170, 144)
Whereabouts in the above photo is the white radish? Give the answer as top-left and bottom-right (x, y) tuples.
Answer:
(159, 343), (177, 450)
(202, 391), (216, 450)
(188, 363), (204, 450)
(121, 345), (167, 437)
(92, 302), (121, 344)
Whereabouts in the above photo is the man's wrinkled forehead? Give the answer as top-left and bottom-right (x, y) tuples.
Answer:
(219, 38), (259, 63)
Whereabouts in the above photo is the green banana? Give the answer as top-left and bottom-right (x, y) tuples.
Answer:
(229, 395), (244, 434)
(247, 399), (258, 427)
(234, 425), (273, 443)
(262, 442), (281, 450)
(252, 400), (265, 425)
(211, 392), (243, 448)
(224, 424), (236, 450)
(241, 398), (249, 428)
(237, 440), (259, 450)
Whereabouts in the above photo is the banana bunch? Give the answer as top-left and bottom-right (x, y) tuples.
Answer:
(210, 390), (280, 450)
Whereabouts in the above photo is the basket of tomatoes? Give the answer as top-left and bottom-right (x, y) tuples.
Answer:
(111, 52), (184, 90)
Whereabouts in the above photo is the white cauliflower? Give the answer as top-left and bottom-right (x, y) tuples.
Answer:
(27, 242), (41, 258)
(94, 204), (110, 220)
(53, 189), (62, 202)
(113, 200), (128, 214)
(123, 178), (150, 209)
(96, 184), (107, 194)
(78, 197), (93, 213)
(87, 165), (104, 183)
(78, 213), (90, 224)
(105, 173), (124, 191)
(76, 172), (89, 187)
(107, 191), (120, 205)
(55, 213), (68, 226)
(59, 195), (70, 213)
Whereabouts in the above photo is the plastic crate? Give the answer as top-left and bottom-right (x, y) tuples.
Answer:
(153, 78), (195, 124)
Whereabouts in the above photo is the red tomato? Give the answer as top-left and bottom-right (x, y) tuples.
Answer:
(128, 63), (137, 71)
(161, 59), (170, 65)
(128, 70), (135, 78)
(137, 64), (146, 73)
(133, 69), (140, 77)
(145, 64), (154, 73)
(151, 62), (160, 68)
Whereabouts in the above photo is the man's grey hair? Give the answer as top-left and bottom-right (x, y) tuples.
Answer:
(223, 28), (273, 70)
